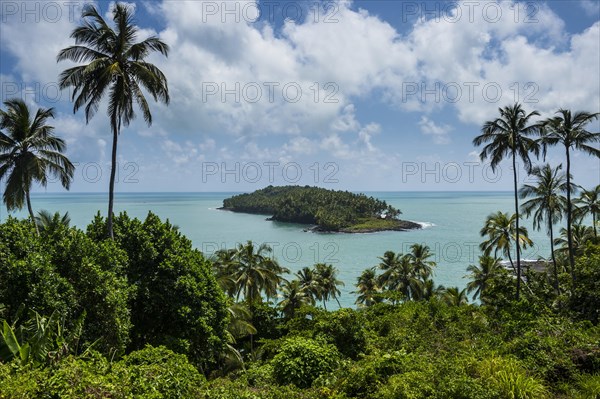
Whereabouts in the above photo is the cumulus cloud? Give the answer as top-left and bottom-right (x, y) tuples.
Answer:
(419, 117), (452, 145)
(1, 0), (598, 189)
(580, 0), (600, 16)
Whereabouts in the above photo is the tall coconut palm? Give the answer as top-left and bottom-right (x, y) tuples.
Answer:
(574, 185), (600, 237)
(480, 211), (533, 299)
(232, 241), (288, 304)
(57, 3), (170, 238)
(296, 266), (320, 304)
(314, 263), (344, 309)
(540, 110), (600, 279)
(465, 256), (502, 302)
(278, 280), (314, 319)
(0, 99), (74, 234)
(407, 243), (436, 279)
(378, 253), (422, 302)
(473, 103), (541, 300)
(519, 164), (568, 293)
(353, 267), (381, 307)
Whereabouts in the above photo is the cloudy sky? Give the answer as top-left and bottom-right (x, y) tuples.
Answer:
(1, 0), (599, 192)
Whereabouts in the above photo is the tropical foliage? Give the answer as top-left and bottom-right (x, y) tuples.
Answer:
(473, 103), (541, 299)
(0, 99), (74, 233)
(222, 185), (418, 232)
(540, 109), (600, 280)
(1, 214), (600, 398)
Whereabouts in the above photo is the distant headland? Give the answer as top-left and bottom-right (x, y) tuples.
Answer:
(219, 185), (421, 233)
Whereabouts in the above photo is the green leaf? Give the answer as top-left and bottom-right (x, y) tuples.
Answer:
(1, 320), (21, 359)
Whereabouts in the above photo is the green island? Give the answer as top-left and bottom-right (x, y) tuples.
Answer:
(221, 185), (421, 233)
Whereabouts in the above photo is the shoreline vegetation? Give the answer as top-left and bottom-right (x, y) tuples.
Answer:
(219, 185), (422, 233)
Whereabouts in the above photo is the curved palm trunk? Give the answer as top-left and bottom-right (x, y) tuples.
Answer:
(335, 296), (342, 308)
(506, 249), (517, 275)
(593, 213), (597, 237)
(26, 190), (39, 235)
(565, 147), (575, 285)
(512, 150), (522, 300)
(107, 127), (119, 239)
(548, 219), (560, 295)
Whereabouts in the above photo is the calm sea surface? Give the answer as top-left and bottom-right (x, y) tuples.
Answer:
(2, 191), (565, 307)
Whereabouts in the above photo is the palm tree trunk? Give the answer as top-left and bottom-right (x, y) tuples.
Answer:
(512, 150), (522, 300)
(335, 297), (342, 308)
(549, 220), (560, 295)
(26, 190), (39, 235)
(506, 249), (517, 275)
(107, 126), (119, 239)
(593, 214), (597, 237)
(565, 147), (575, 286)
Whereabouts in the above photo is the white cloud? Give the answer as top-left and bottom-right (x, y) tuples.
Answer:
(419, 117), (452, 145)
(580, 0), (600, 16)
(283, 136), (317, 155)
(2, 0), (599, 189)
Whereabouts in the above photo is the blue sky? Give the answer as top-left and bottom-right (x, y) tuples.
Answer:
(1, 0), (599, 192)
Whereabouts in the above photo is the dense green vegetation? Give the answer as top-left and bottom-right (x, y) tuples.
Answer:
(2, 212), (600, 398)
(0, 213), (228, 372)
(221, 185), (419, 232)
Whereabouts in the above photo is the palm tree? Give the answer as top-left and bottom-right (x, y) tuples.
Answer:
(352, 267), (381, 307)
(314, 263), (344, 309)
(296, 266), (320, 304)
(412, 278), (445, 301)
(231, 241), (288, 304)
(465, 256), (502, 302)
(554, 224), (594, 258)
(480, 211), (533, 299)
(378, 253), (422, 302)
(540, 109), (600, 279)
(441, 287), (469, 306)
(519, 164), (568, 293)
(0, 99), (74, 234)
(35, 210), (71, 234)
(407, 243), (436, 279)
(473, 103), (541, 300)
(278, 280), (314, 319)
(480, 211), (533, 273)
(211, 248), (239, 298)
(57, 3), (170, 238)
(574, 185), (600, 237)
(220, 302), (256, 372)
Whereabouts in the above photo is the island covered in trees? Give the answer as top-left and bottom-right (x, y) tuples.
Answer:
(220, 185), (421, 233)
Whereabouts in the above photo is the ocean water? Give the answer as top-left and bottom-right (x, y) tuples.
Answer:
(2, 191), (562, 308)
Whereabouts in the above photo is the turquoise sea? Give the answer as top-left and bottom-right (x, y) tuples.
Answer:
(2, 191), (563, 308)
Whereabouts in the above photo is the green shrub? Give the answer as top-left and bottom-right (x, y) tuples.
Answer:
(0, 218), (130, 354)
(376, 371), (435, 399)
(313, 308), (367, 359)
(271, 337), (340, 388)
(477, 356), (548, 399)
(0, 218), (74, 321)
(87, 212), (229, 367)
(114, 345), (205, 398)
